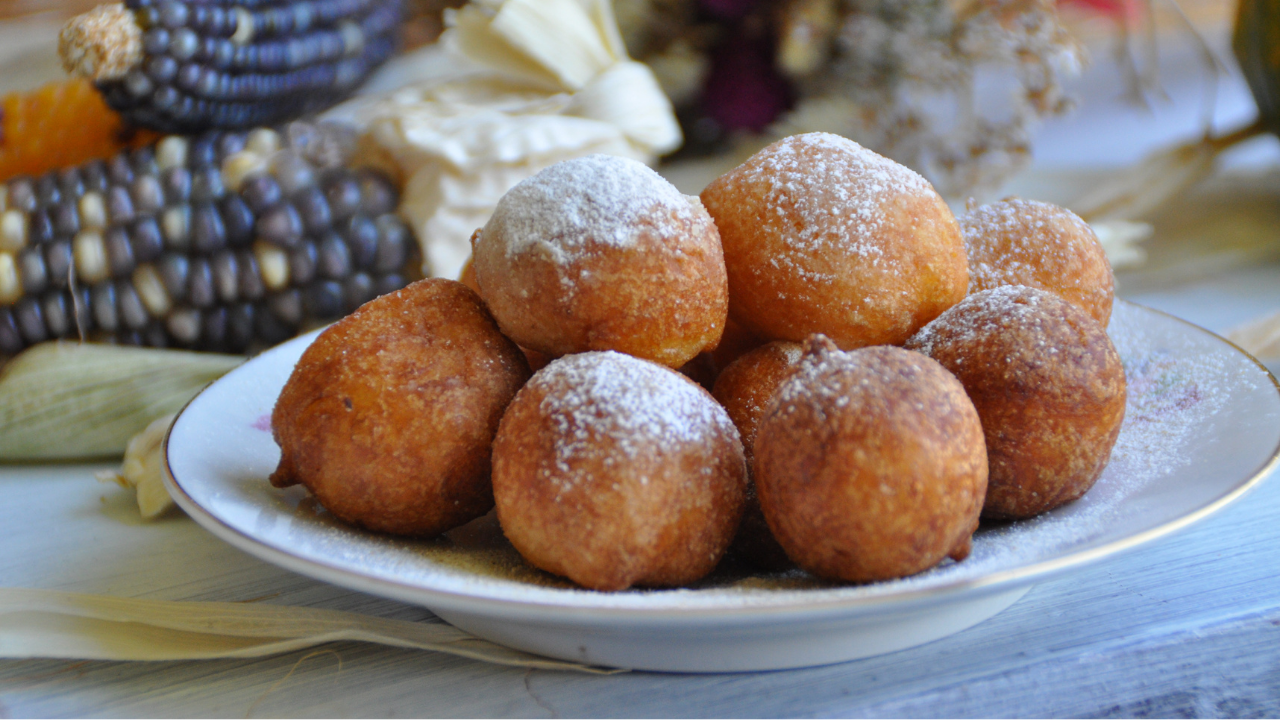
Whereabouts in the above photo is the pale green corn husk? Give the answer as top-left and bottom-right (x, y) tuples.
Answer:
(0, 342), (242, 460)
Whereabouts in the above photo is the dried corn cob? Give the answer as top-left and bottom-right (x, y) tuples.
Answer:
(0, 79), (158, 183)
(60, 0), (403, 133)
(0, 119), (419, 356)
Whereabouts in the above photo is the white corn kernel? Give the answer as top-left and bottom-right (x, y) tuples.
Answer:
(221, 151), (267, 193)
(230, 6), (255, 44)
(132, 264), (172, 317)
(161, 206), (191, 248)
(339, 21), (364, 56)
(156, 136), (189, 171)
(245, 128), (281, 157)
(0, 252), (20, 306)
(73, 230), (110, 285)
(0, 210), (28, 253)
(166, 307), (201, 345)
(79, 191), (108, 231)
(254, 241), (290, 291)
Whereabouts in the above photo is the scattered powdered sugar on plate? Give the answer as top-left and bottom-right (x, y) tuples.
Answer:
(481, 154), (695, 266)
(215, 303), (1277, 613)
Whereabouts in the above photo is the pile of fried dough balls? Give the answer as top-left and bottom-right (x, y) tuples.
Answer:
(270, 133), (1128, 591)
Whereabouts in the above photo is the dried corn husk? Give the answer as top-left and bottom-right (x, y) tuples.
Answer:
(95, 413), (177, 518)
(1234, 0), (1280, 135)
(0, 587), (620, 672)
(1090, 220), (1152, 269)
(1070, 134), (1224, 223)
(1226, 309), (1280, 362)
(0, 342), (240, 460)
(1066, 0), (1276, 226)
(353, 0), (681, 279)
(450, 0), (628, 92)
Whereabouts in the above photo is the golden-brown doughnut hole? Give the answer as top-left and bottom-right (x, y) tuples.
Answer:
(755, 338), (987, 582)
(700, 132), (968, 350)
(270, 278), (531, 536)
(960, 198), (1115, 326)
(492, 351), (747, 591)
(906, 285), (1127, 519)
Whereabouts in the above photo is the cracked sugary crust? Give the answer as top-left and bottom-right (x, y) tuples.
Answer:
(755, 341), (987, 583)
(270, 278), (530, 537)
(492, 352), (747, 591)
(700, 132), (968, 350)
(905, 285), (1127, 520)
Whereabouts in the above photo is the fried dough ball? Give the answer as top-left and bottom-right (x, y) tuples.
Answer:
(492, 351), (747, 591)
(472, 154), (728, 368)
(457, 255), (479, 291)
(270, 278), (531, 537)
(713, 341), (805, 453)
(709, 316), (767, 376)
(676, 317), (769, 394)
(700, 132), (968, 349)
(960, 198), (1115, 325)
(460, 254), (551, 372)
(711, 341), (804, 570)
(905, 285), (1127, 519)
(755, 339), (987, 583)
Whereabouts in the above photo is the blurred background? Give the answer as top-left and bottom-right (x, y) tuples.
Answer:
(0, 0), (1276, 357)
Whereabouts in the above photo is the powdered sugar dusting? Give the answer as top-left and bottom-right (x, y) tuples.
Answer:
(907, 284), (1048, 357)
(960, 198), (1111, 316)
(779, 343), (804, 364)
(533, 351), (735, 489)
(770, 337), (940, 419)
(482, 154), (696, 266)
(734, 132), (935, 279)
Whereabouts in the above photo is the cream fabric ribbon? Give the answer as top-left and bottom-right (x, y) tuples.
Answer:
(0, 588), (618, 673)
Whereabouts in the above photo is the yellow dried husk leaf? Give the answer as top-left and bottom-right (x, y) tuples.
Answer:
(1226, 309), (1280, 362)
(0, 587), (621, 672)
(95, 413), (177, 518)
(0, 342), (242, 460)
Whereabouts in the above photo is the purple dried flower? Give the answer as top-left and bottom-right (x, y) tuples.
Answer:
(700, 0), (768, 22)
(700, 29), (794, 133)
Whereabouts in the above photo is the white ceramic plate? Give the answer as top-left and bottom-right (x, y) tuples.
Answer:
(164, 301), (1280, 672)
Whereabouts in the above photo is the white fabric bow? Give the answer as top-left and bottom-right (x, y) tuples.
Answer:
(358, 0), (682, 279)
